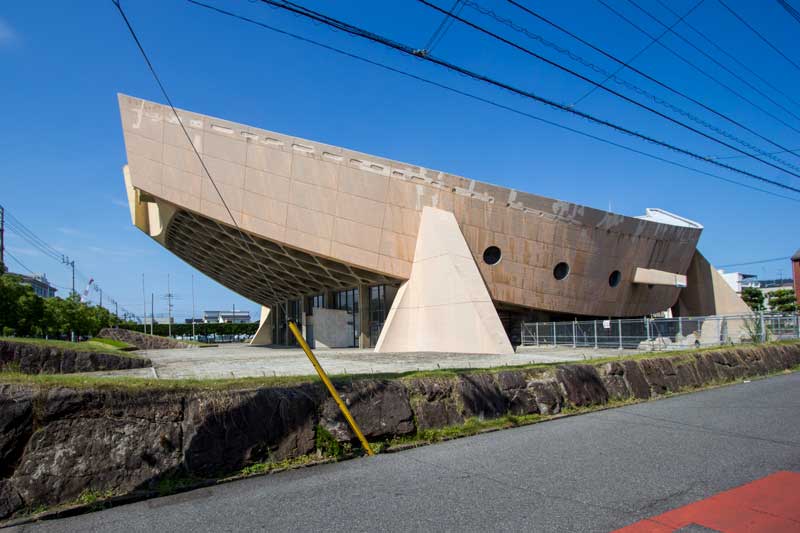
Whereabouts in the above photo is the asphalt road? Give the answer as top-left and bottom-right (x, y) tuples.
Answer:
(12, 373), (800, 532)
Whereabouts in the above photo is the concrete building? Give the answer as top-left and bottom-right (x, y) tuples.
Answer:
(718, 271), (758, 293)
(203, 310), (252, 324)
(118, 94), (750, 354)
(11, 273), (57, 299)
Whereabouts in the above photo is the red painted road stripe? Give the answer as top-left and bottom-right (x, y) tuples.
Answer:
(613, 471), (800, 533)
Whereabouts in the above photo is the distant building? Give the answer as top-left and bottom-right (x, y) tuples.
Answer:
(184, 318), (203, 324)
(718, 270), (758, 293)
(144, 316), (174, 325)
(203, 310), (251, 324)
(11, 273), (58, 299)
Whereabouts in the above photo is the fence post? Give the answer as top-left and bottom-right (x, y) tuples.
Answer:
(760, 311), (766, 342)
(572, 319), (577, 348)
(795, 313), (799, 339)
(553, 322), (557, 346)
(645, 316), (651, 343)
(618, 319), (623, 350)
(717, 317), (722, 346)
(593, 320), (598, 349)
(678, 316), (683, 338)
(535, 322), (539, 346)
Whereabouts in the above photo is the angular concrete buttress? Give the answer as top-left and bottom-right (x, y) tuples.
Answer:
(250, 306), (273, 345)
(375, 207), (515, 355)
(673, 251), (752, 316)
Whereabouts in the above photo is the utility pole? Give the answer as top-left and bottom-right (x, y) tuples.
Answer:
(151, 293), (154, 336)
(233, 303), (236, 324)
(166, 274), (173, 337)
(61, 255), (75, 298)
(0, 205), (5, 272)
(115, 301), (118, 319)
(191, 274), (196, 338)
(142, 274), (147, 333)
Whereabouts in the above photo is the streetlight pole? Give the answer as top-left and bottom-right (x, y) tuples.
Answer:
(191, 274), (196, 339)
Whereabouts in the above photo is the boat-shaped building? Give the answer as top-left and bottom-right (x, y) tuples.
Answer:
(118, 94), (749, 354)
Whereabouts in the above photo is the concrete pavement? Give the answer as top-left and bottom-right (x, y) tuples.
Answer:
(13, 371), (800, 532)
(83, 343), (622, 379)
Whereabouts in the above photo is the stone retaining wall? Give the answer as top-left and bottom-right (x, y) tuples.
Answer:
(1, 343), (799, 520)
(0, 340), (151, 375)
(96, 328), (193, 350)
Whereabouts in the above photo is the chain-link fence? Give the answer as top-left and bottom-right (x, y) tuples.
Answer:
(520, 313), (800, 351)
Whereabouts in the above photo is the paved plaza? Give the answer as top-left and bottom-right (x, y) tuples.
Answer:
(89, 343), (629, 380)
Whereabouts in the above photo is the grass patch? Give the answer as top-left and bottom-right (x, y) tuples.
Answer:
(0, 340), (797, 391)
(0, 336), (145, 360)
(90, 337), (137, 351)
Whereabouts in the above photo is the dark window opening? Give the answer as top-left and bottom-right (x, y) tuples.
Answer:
(483, 246), (502, 265)
(609, 270), (622, 288)
(553, 262), (570, 280)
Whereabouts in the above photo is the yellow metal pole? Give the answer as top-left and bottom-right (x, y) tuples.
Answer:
(287, 321), (375, 456)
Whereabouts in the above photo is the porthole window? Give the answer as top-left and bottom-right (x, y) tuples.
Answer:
(609, 270), (621, 288)
(553, 262), (570, 280)
(483, 245), (502, 265)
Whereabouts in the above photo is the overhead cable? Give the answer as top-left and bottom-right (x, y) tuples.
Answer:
(189, 0), (800, 203)
(463, 0), (800, 173)
(253, 0), (800, 194)
(504, 0), (800, 160)
(416, 0), (800, 182)
(596, 0), (800, 136)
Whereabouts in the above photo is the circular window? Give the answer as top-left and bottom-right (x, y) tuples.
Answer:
(609, 270), (621, 288)
(483, 245), (502, 265)
(553, 262), (570, 280)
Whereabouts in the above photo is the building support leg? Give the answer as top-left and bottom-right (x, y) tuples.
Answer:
(374, 207), (513, 355)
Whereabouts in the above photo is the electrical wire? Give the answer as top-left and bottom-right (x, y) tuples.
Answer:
(414, 0), (800, 185)
(111, 0), (282, 308)
(189, 0), (800, 203)
(422, 0), (464, 53)
(595, 0), (800, 136)
(718, 257), (790, 268)
(718, 0), (800, 74)
(656, 0), (800, 113)
(626, 0), (800, 125)
(463, 0), (800, 174)
(777, 0), (800, 24)
(4, 251), (35, 275)
(504, 0), (800, 163)
(572, 0), (703, 107)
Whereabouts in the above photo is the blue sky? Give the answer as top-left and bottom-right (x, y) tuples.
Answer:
(1, 0), (798, 321)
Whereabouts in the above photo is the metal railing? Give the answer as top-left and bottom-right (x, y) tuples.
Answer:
(520, 313), (800, 351)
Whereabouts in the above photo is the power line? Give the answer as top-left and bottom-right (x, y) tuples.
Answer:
(258, 0), (800, 192)
(206, 0), (800, 197)
(655, 0), (800, 114)
(718, 257), (790, 268)
(421, 0), (464, 54)
(5, 250), (35, 275)
(463, 0), (800, 174)
(503, 0), (800, 166)
(189, 0), (800, 204)
(572, 0), (703, 107)
(595, 0), (800, 137)
(707, 146), (800, 160)
(717, 0), (800, 74)
(415, 0), (800, 184)
(777, 0), (800, 24)
(111, 0), (282, 307)
(625, 0), (800, 125)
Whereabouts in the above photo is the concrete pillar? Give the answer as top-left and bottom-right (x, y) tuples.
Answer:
(358, 284), (370, 349)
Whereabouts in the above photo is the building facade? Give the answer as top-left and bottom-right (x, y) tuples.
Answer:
(11, 273), (57, 299)
(118, 95), (749, 353)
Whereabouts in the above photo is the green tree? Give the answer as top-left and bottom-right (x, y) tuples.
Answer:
(741, 287), (765, 311)
(767, 289), (797, 313)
